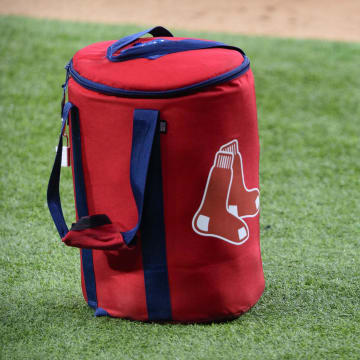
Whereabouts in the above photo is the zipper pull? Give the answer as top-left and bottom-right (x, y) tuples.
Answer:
(61, 61), (71, 118)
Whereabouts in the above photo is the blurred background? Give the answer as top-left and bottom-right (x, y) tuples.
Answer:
(0, 0), (359, 42)
(1, 1), (359, 359)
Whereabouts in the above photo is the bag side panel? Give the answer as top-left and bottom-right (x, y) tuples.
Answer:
(68, 69), (264, 322)
(68, 80), (148, 320)
(160, 70), (264, 322)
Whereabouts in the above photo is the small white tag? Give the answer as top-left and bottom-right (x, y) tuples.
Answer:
(55, 146), (71, 167)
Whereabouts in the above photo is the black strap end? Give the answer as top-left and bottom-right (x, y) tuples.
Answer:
(70, 214), (112, 231)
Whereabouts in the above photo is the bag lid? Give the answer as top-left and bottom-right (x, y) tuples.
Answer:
(70, 27), (249, 95)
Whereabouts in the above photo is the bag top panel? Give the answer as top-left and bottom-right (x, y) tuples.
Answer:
(71, 37), (246, 92)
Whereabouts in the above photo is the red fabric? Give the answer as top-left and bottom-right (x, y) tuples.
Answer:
(69, 81), (150, 320)
(62, 223), (130, 250)
(158, 70), (264, 322)
(72, 37), (244, 92)
(67, 40), (264, 322)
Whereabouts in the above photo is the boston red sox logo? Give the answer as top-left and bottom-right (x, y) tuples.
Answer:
(192, 140), (259, 245)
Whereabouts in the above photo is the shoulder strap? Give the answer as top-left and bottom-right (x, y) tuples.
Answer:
(47, 102), (73, 238)
(47, 104), (159, 246)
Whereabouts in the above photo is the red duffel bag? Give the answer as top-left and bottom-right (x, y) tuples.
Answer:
(47, 26), (265, 322)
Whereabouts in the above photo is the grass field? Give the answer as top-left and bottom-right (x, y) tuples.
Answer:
(0, 15), (359, 359)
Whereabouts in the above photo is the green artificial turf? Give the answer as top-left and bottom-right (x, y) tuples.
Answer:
(0, 15), (359, 359)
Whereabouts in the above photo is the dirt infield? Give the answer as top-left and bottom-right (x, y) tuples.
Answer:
(0, 0), (359, 42)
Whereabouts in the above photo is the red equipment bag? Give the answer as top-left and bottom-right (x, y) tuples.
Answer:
(47, 26), (265, 322)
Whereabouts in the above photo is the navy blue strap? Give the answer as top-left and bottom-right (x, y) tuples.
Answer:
(121, 109), (159, 244)
(47, 106), (160, 248)
(71, 106), (89, 219)
(47, 102), (98, 309)
(139, 110), (172, 320)
(47, 102), (73, 238)
(70, 105), (98, 310)
(47, 105), (171, 319)
(107, 26), (173, 62)
(109, 38), (245, 62)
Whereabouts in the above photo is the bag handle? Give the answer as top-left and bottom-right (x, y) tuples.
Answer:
(47, 103), (160, 247)
(107, 27), (245, 62)
(107, 26), (173, 62)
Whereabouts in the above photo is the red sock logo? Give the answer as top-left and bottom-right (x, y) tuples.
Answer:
(192, 140), (259, 245)
(220, 140), (260, 219)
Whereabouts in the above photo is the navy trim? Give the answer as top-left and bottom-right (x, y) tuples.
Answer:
(71, 107), (88, 218)
(68, 56), (249, 99)
(81, 249), (97, 309)
(107, 26), (173, 62)
(94, 307), (110, 317)
(138, 110), (172, 321)
(61, 65), (70, 113)
(70, 106), (98, 310)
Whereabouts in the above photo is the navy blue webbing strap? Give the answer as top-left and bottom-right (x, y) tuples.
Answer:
(106, 26), (245, 62)
(47, 106), (158, 246)
(120, 110), (158, 245)
(47, 105), (171, 320)
(137, 110), (172, 320)
(70, 106), (98, 310)
(107, 26), (173, 62)
(47, 102), (98, 309)
(109, 38), (245, 62)
(47, 102), (73, 238)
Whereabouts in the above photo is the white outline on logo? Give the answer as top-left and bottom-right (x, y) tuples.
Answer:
(191, 140), (259, 246)
(220, 140), (260, 220)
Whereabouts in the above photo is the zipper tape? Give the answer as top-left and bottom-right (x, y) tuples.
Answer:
(66, 55), (250, 99)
